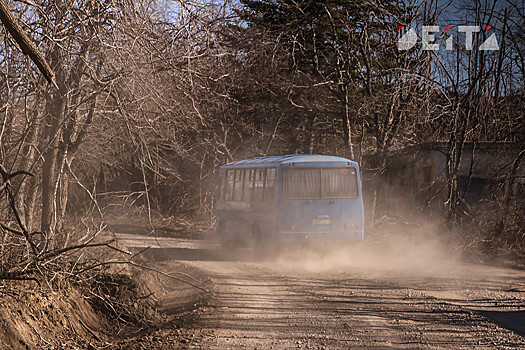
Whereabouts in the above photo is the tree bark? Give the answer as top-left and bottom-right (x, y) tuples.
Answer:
(0, 0), (57, 88)
(41, 90), (66, 235)
(341, 84), (355, 160)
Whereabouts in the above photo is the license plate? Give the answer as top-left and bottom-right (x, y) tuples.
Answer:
(313, 218), (332, 225)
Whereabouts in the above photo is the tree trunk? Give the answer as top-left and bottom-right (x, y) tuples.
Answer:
(41, 91), (66, 235)
(341, 84), (355, 160)
(17, 106), (42, 230)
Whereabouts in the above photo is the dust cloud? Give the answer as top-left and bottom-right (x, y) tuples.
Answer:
(268, 221), (468, 278)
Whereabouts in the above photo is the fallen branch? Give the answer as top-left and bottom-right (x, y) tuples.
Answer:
(37, 240), (116, 261)
(0, 272), (40, 286)
(0, 164), (39, 256)
(0, 222), (23, 235)
(0, 222), (42, 237)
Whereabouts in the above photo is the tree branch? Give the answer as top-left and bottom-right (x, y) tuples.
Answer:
(0, 0), (57, 88)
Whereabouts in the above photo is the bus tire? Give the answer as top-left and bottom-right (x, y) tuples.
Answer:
(252, 224), (267, 256)
(251, 223), (260, 243)
(218, 221), (233, 250)
(217, 220), (226, 236)
(220, 239), (235, 251)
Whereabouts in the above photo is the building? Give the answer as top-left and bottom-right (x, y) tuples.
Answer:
(364, 142), (524, 217)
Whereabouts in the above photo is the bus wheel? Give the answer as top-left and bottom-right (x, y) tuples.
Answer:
(217, 221), (226, 236)
(252, 225), (273, 258)
(251, 224), (263, 246)
(220, 239), (235, 251)
(251, 225), (263, 249)
(218, 221), (233, 251)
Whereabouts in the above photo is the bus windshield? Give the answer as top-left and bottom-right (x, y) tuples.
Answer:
(283, 167), (358, 199)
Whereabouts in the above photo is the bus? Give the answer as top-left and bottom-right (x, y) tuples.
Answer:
(215, 155), (364, 247)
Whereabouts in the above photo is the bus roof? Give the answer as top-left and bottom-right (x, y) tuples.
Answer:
(220, 155), (358, 169)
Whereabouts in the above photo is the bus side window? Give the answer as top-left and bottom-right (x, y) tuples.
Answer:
(243, 169), (255, 201)
(264, 168), (275, 201)
(217, 174), (224, 201)
(253, 169), (265, 201)
(233, 169), (244, 201)
(224, 170), (234, 201)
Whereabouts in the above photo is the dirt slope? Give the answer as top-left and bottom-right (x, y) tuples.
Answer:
(0, 282), (103, 349)
(0, 262), (209, 349)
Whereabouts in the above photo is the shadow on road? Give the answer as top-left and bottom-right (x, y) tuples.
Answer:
(143, 246), (265, 262)
(478, 310), (525, 337)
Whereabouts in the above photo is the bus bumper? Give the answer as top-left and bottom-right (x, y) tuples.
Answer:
(277, 230), (364, 243)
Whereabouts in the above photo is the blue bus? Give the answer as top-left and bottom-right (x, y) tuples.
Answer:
(216, 155), (364, 247)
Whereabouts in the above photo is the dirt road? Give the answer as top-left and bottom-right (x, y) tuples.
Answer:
(118, 233), (525, 349)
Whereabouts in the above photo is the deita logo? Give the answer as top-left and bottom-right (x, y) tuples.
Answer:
(398, 26), (499, 51)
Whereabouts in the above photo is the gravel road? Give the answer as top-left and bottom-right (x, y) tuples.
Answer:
(118, 233), (525, 349)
